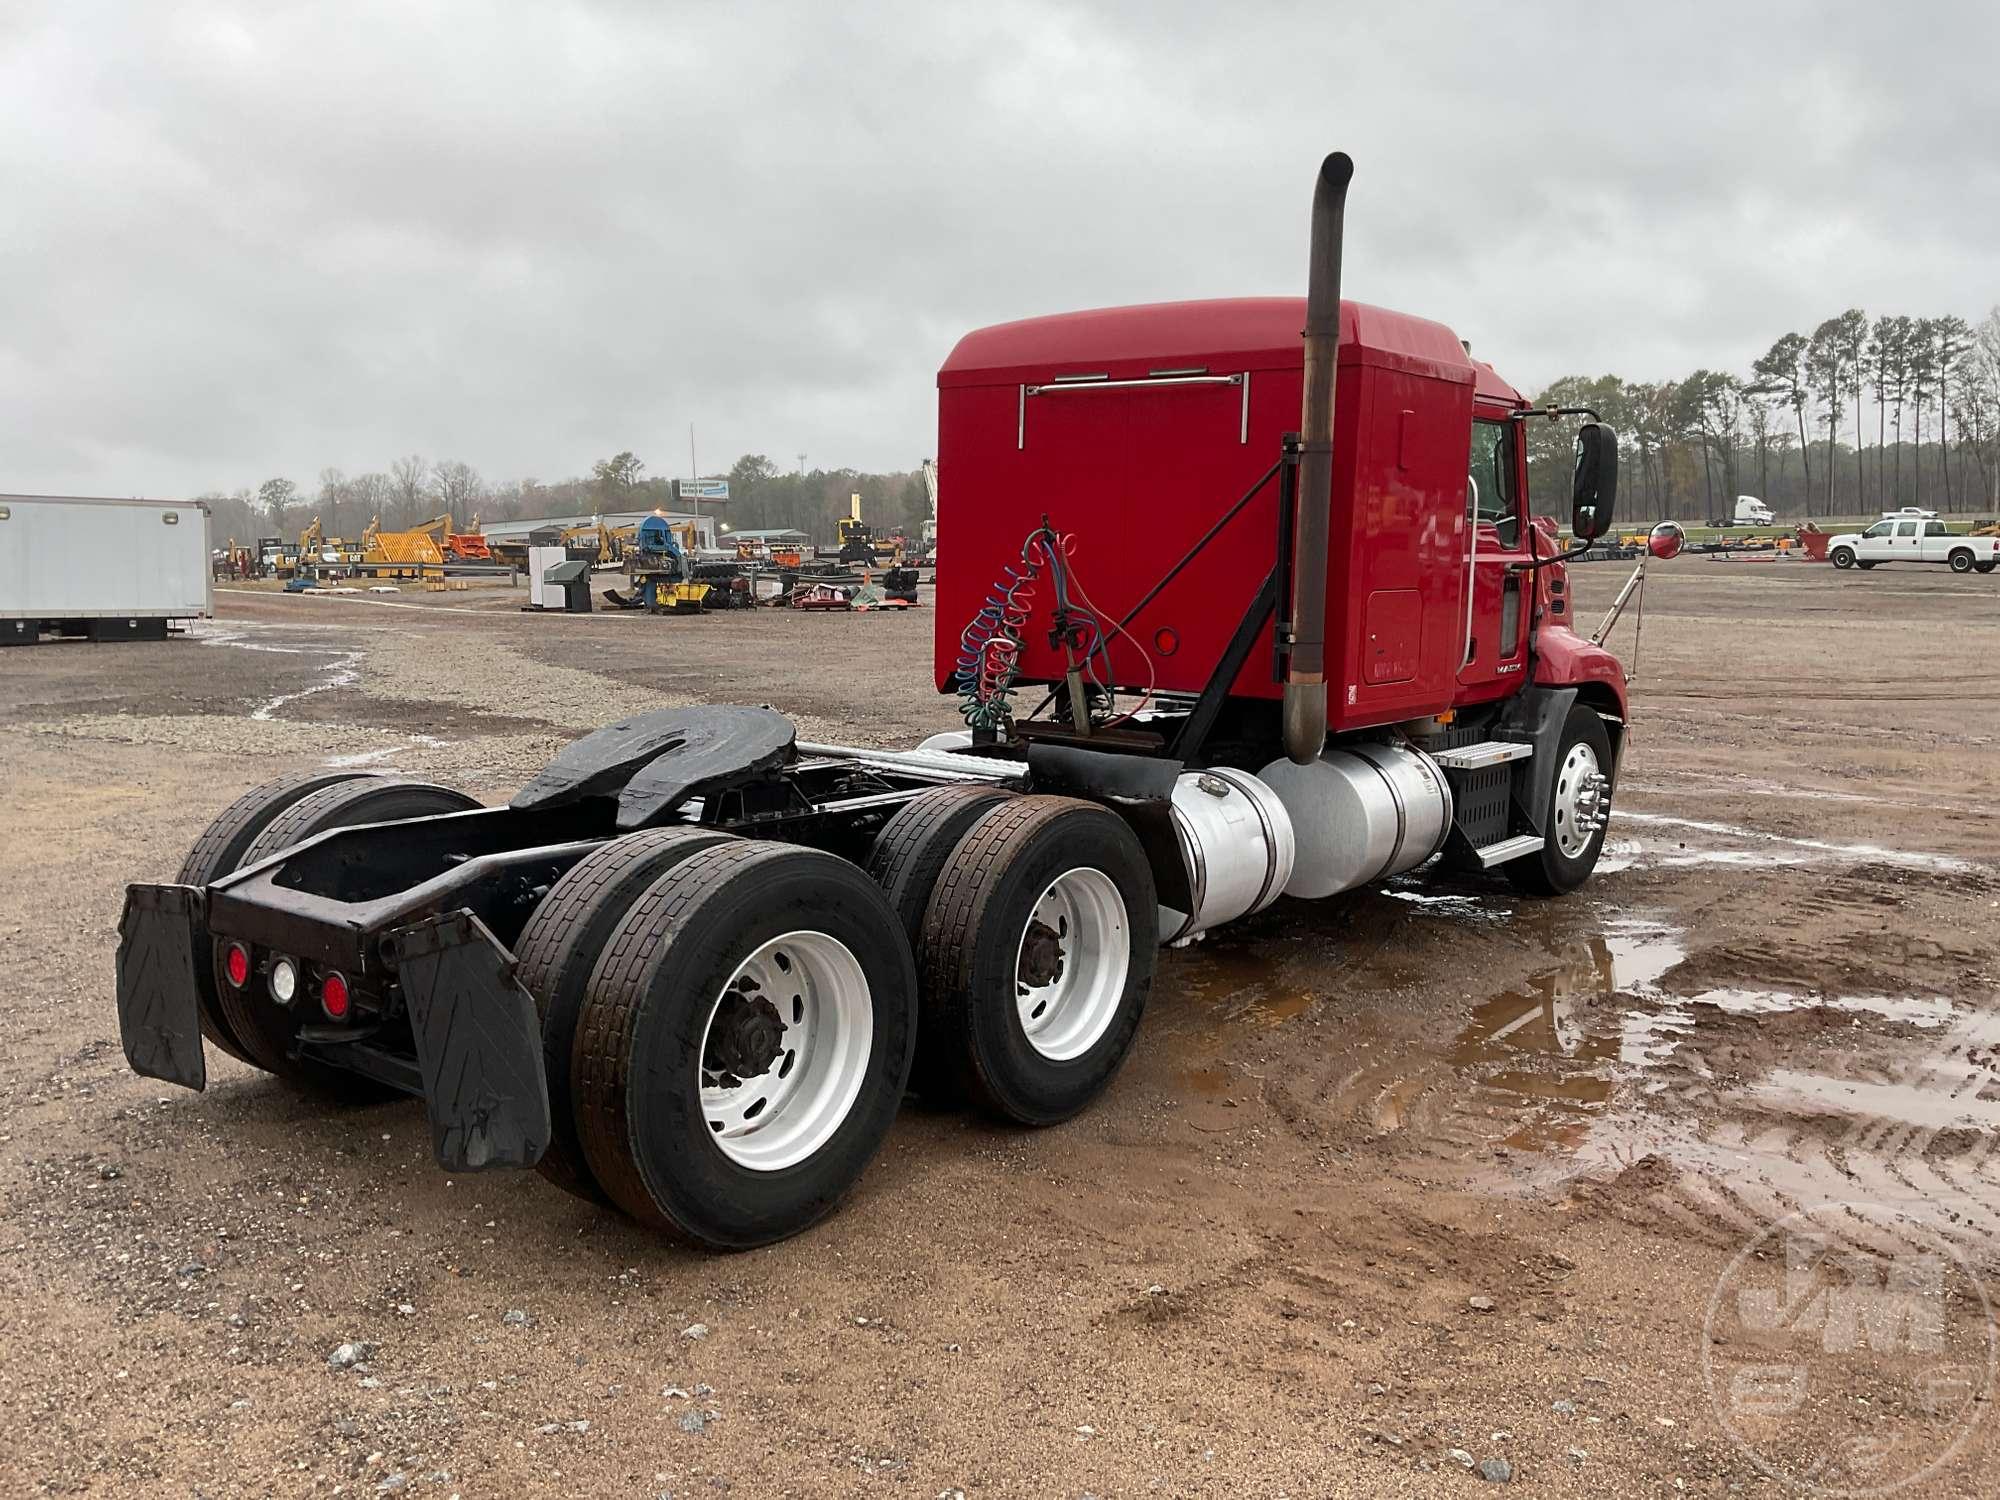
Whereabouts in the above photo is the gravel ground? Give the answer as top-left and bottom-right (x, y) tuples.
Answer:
(2, 561), (1997, 1497)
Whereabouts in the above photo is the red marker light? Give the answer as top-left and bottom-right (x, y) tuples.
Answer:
(321, 971), (351, 1021)
(223, 942), (251, 988)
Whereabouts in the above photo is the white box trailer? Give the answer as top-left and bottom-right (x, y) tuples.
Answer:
(0, 494), (214, 645)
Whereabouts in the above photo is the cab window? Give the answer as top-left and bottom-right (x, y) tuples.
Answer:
(1467, 420), (1518, 544)
(1895, 521), (1917, 538)
(1924, 520), (1947, 537)
(1862, 521), (1892, 538)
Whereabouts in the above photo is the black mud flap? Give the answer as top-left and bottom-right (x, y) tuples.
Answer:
(115, 884), (208, 1091)
(389, 912), (552, 1173)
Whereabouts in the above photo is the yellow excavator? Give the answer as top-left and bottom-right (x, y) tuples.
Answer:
(559, 517), (637, 566)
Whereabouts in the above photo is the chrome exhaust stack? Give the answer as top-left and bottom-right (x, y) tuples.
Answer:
(1281, 151), (1352, 765)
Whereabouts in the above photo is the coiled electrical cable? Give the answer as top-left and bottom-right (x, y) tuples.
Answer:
(955, 524), (1148, 731)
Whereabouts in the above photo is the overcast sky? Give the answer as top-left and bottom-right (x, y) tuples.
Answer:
(4, 2), (1996, 498)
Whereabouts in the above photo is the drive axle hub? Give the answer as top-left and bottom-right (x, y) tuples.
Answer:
(703, 983), (787, 1081)
(1017, 919), (1067, 990)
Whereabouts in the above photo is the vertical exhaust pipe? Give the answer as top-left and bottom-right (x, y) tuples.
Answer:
(1282, 151), (1353, 765)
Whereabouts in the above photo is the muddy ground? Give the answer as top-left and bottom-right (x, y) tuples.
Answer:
(2, 558), (1997, 1497)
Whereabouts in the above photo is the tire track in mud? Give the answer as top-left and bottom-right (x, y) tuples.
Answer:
(1232, 844), (2000, 1271)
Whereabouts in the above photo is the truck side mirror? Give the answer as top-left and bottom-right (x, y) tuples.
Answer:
(1571, 423), (1618, 543)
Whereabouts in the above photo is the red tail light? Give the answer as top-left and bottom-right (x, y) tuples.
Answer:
(320, 971), (351, 1021)
(223, 942), (251, 988)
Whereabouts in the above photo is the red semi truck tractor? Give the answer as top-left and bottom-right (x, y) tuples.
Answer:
(112, 154), (1630, 1248)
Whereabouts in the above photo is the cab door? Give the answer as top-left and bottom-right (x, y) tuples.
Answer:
(1920, 519), (1950, 562)
(1856, 521), (1895, 562)
(1889, 518), (1921, 562)
(1456, 414), (1531, 700)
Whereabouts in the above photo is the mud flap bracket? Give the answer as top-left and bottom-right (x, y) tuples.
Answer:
(389, 911), (552, 1173)
(115, 883), (208, 1092)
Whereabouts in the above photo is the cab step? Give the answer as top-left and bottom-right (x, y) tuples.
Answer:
(1473, 833), (1544, 868)
(1433, 740), (1534, 770)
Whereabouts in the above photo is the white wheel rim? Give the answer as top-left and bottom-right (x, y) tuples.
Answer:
(696, 930), (873, 1172)
(1013, 867), (1128, 1061)
(1551, 742), (1608, 859)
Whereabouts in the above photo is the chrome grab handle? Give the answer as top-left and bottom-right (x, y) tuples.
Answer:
(1025, 374), (1243, 395)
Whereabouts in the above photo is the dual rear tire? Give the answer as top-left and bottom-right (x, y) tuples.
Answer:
(516, 791), (1156, 1247)
(556, 841), (918, 1249)
(911, 796), (1157, 1124)
(866, 789), (1158, 1123)
(185, 776), (1161, 1248)
(179, 771), (479, 1090)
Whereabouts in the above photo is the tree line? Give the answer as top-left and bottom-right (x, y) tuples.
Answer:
(193, 300), (2000, 549)
(194, 450), (932, 549)
(1526, 306), (2000, 524)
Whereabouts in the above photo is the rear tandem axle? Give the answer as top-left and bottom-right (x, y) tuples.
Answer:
(115, 688), (1610, 1249)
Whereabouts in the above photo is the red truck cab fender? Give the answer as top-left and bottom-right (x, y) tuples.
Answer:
(1533, 622), (1628, 723)
(1529, 622), (1630, 786)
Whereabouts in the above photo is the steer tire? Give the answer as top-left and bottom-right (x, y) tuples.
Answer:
(176, 770), (384, 1067)
(572, 841), (917, 1249)
(919, 796), (1157, 1127)
(1830, 546), (1855, 570)
(217, 778), (482, 1086)
(512, 826), (741, 1205)
(1506, 706), (1615, 898)
(1857, 560), (1878, 570)
(1949, 549), (1975, 574)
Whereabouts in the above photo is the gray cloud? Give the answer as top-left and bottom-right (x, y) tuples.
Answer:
(3, 0), (1996, 496)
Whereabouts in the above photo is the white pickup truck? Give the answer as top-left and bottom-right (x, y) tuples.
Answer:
(1827, 509), (2000, 574)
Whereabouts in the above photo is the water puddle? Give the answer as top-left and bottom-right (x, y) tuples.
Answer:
(1441, 920), (1684, 1151)
(1750, 1069), (2000, 1133)
(250, 649), (364, 721)
(1607, 811), (1976, 875)
(1388, 916), (1976, 1170)
(195, 622), (370, 721)
(1684, 988), (1953, 1029)
(1378, 888), (1509, 923)
(1622, 775), (1886, 808)
(1168, 940), (1319, 1030)
(1177, 1062), (1240, 1098)
(195, 621), (452, 764)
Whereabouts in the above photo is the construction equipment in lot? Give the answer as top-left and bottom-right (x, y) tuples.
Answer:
(113, 151), (1643, 1251)
(835, 492), (906, 567)
(602, 513), (711, 613)
(293, 515), (370, 575)
(361, 514), (448, 575)
(443, 515), (492, 562)
(555, 517), (634, 567)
